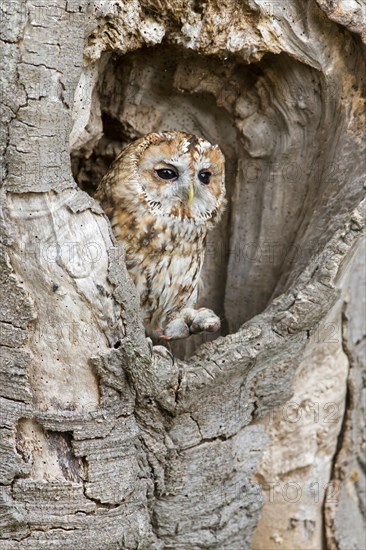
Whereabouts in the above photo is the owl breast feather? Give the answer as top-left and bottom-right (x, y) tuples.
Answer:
(114, 209), (207, 335)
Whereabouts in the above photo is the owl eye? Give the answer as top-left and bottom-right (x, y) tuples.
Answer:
(198, 171), (211, 185)
(156, 168), (178, 180)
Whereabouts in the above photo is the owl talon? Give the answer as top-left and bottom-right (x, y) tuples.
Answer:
(152, 345), (174, 365)
(146, 337), (154, 356)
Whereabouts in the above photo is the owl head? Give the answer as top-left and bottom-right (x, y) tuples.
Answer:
(110, 131), (226, 227)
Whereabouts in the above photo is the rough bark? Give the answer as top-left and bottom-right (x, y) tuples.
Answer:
(0, 1), (365, 549)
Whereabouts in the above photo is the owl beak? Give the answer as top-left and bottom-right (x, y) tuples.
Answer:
(188, 185), (195, 205)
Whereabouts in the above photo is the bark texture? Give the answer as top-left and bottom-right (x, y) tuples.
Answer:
(0, 0), (365, 549)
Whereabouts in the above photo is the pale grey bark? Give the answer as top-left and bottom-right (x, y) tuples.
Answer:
(0, 1), (365, 549)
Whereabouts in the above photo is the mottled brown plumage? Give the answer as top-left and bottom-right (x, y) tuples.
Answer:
(95, 131), (226, 339)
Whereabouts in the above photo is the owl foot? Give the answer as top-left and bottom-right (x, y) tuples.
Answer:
(162, 308), (220, 341)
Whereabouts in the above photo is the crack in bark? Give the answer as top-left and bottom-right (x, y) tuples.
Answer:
(81, 482), (120, 510)
(322, 300), (355, 550)
(174, 367), (183, 403)
(136, 433), (163, 540)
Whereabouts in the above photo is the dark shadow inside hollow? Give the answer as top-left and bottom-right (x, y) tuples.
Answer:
(71, 44), (360, 358)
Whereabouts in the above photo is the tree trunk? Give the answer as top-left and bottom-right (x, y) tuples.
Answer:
(1, 1), (365, 549)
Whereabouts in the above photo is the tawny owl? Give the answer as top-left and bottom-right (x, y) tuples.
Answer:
(95, 131), (226, 341)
